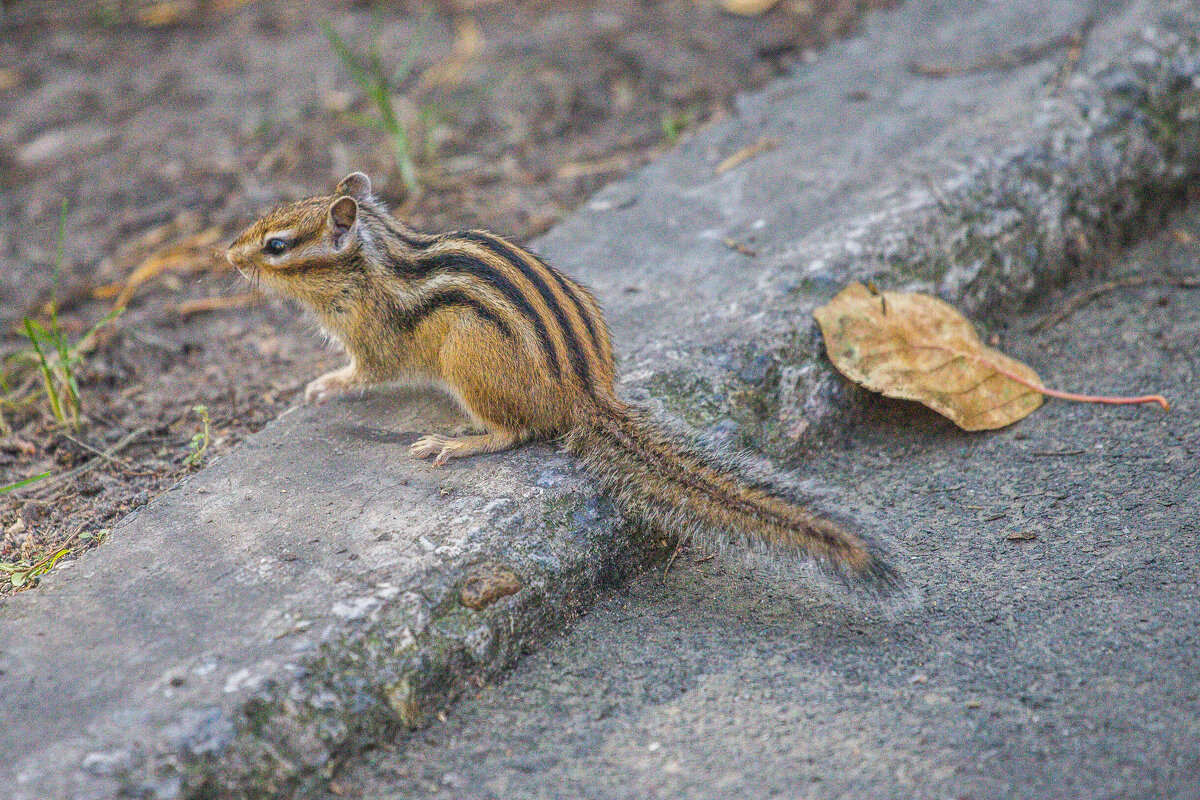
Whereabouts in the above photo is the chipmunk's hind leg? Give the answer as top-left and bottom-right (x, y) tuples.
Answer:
(410, 319), (551, 467)
(410, 428), (529, 467)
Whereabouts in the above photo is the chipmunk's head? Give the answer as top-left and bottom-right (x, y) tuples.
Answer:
(226, 172), (374, 300)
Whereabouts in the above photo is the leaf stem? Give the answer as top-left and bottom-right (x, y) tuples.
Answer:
(980, 356), (1170, 410)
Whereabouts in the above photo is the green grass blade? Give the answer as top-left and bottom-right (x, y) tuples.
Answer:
(344, 110), (384, 130)
(33, 547), (71, 577)
(77, 306), (124, 349)
(50, 317), (77, 412)
(392, 133), (417, 191)
(23, 320), (63, 423)
(368, 45), (387, 86)
(324, 17), (419, 192)
(369, 80), (400, 131)
(368, 83), (417, 191)
(0, 471), (51, 494)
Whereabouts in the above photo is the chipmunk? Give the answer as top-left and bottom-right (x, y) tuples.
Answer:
(227, 172), (903, 599)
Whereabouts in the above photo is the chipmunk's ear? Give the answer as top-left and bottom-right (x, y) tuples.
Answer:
(329, 196), (359, 251)
(335, 172), (372, 201)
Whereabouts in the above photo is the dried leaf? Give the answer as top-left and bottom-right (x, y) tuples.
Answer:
(813, 283), (1043, 430)
(816, 283), (1169, 423)
(174, 292), (259, 318)
(96, 228), (227, 308)
(137, 1), (185, 27)
(721, 0), (782, 15)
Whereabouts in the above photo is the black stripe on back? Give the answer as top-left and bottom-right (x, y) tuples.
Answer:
(408, 250), (561, 375)
(541, 260), (606, 368)
(455, 231), (593, 388)
(366, 205), (438, 248)
(387, 288), (516, 341)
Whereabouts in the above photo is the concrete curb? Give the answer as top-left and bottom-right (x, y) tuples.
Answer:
(2, 1), (1197, 797)
(5, 392), (661, 798)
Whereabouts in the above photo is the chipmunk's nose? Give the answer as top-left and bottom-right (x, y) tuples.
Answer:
(226, 249), (253, 280)
(225, 244), (247, 270)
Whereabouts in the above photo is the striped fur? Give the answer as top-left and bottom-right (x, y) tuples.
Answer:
(565, 399), (903, 599)
(226, 172), (904, 603)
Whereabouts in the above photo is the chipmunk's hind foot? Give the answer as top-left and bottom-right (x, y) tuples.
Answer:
(410, 429), (524, 467)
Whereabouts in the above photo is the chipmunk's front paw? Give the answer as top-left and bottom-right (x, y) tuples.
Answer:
(305, 368), (355, 404)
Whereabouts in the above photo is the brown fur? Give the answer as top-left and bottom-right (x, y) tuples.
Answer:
(227, 173), (904, 600)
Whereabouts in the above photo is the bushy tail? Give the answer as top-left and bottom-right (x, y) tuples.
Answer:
(565, 398), (905, 601)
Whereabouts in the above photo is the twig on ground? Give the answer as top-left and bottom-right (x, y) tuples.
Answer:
(921, 173), (952, 212)
(1029, 275), (1150, 332)
(722, 237), (758, 258)
(26, 520), (87, 575)
(714, 137), (779, 176)
(60, 432), (131, 467)
(28, 426), (150, 496)
(909, 15), (1096, 78)
(662, 533), (693, 578)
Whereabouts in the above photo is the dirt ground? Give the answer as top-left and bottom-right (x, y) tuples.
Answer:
(0, 0), (896, 593)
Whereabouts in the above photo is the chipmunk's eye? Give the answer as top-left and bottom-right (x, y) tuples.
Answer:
(263, 237), (288, 256)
